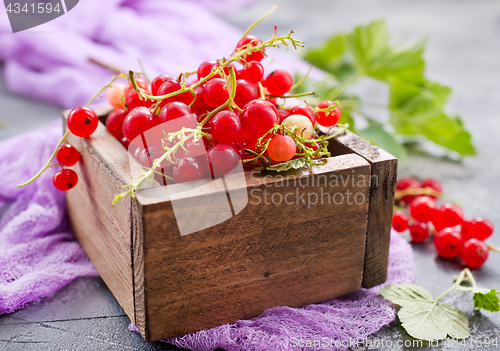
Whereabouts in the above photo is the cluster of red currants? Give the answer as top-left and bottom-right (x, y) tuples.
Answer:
(100, 34), (341, 185)
(51, 106), (99, 190)
(26, 31), (341, 196)
(392, 177), (496, 268)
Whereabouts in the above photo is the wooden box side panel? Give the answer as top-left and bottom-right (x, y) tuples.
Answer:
(137, 154), (372, 341)
(63, 111), (137, 323)
(328, 130), (398, 288)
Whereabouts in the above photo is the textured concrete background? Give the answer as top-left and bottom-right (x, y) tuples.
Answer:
(1, 0), (500, 349)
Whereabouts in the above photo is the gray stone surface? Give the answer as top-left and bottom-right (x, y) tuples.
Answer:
(1, 0), (500, 350)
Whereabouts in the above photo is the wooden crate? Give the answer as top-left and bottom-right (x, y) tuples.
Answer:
(63, 108), (397, 341)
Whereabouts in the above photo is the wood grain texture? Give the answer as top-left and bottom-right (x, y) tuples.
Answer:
(328, 130), (398, 288)
(63, 108), (394, 342)
(63, 109), (138, 324)
(135, 154), (372, 340)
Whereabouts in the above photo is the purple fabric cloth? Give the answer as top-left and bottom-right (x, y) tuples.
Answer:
(0, 120), (98, 314)
(0, 0), (313, 109)
(129, 231), (413, 351)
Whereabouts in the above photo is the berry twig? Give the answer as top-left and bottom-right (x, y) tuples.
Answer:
(267, 91), (316, 99)
(131, 31), (303, 104)
(17, 132), (70, 187)
(395, 187), (442, 200)
(488, 244), (500, 253)
(240, 3), (279, 39)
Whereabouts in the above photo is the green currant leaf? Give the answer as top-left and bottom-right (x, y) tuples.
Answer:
(266, 158), (306, 172)
(348, 20), (425, 82)
(398, 302), (469, 341)
(381, 283), (470, 341)
(388, 76), (476, 156)
(301, 34), (357, 83)
(472, 289), (500, 312)
(380, 283), (433, 307)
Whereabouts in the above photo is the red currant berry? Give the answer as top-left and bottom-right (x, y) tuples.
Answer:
(434, 228), (463, 258)
(120, 137), (131, 149)
(159, 102), (192, 123)
(67, 106), (99, 138)
(277, 108), (290, 124)
(234, 79), (258, 108)
(124, 77), (148, 97)
(135, 144), (166, 168)
(173, 157), (204, 183)
(106, 109), (128, 140)
(409, 222), (429, 243)
(240, 99), (279, 141)
(461, 238), (489, 268)
(392, 211), (409, 232)
(197, 60), (217, 80)
(263, 70), (293, 96)
(205, 143), (240, 177)
(236, 35), (265, 62)
(240, 61), (264, 84)
(432, 203), (464, 231)
(268, 135), (296, 162)
(210, 110), (242, 144)
(315, 101), (341, 127)
(126, 88), (153, 111)
(56, 144), (80, 166)
(53, 169), (78, 191)
(290, 105), (316, 125)
(157, 80), (194, 108)
(122, 107), (159, 145)
(151, 75), (173, 96)
(421, 178), (442, 198)
(396, 177), (421, 204)
(203, 78), (229, 108)
(409, 196), (436, 223)
(107, 84), (126, 110)
(461, 218), (494, 241)
(231, 142), (245, 160)
(190, 85), (213, 116)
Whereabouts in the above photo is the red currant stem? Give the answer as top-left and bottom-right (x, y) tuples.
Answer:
(243, 148), (272, 167)
(267, 91), (316, 99)
(86, 73), (129, 107)
(188, 94), (197, 109)
(309, 123), (349, 143)
(112, 131), (197, 206)
(257, 82), (267, 99)
(313, 100), (340, 114)
(135, 60), (151, 84)
(290, 66), (312, 91)
(87, 57), (122, 74)
(462, 268), (478, 289)
(17, 129), (70, 187)
(239, 3), (279, 41)
(199, 67), (238, 126)
(141, 166), (174, 182)
(395, 187), (442, 200)
(242, 142), (271, 164)
(132, 32), (302, 103)
(488, 244), (500, 253)
(47, 163), (65, 170)
(435, 268), (468, 303)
